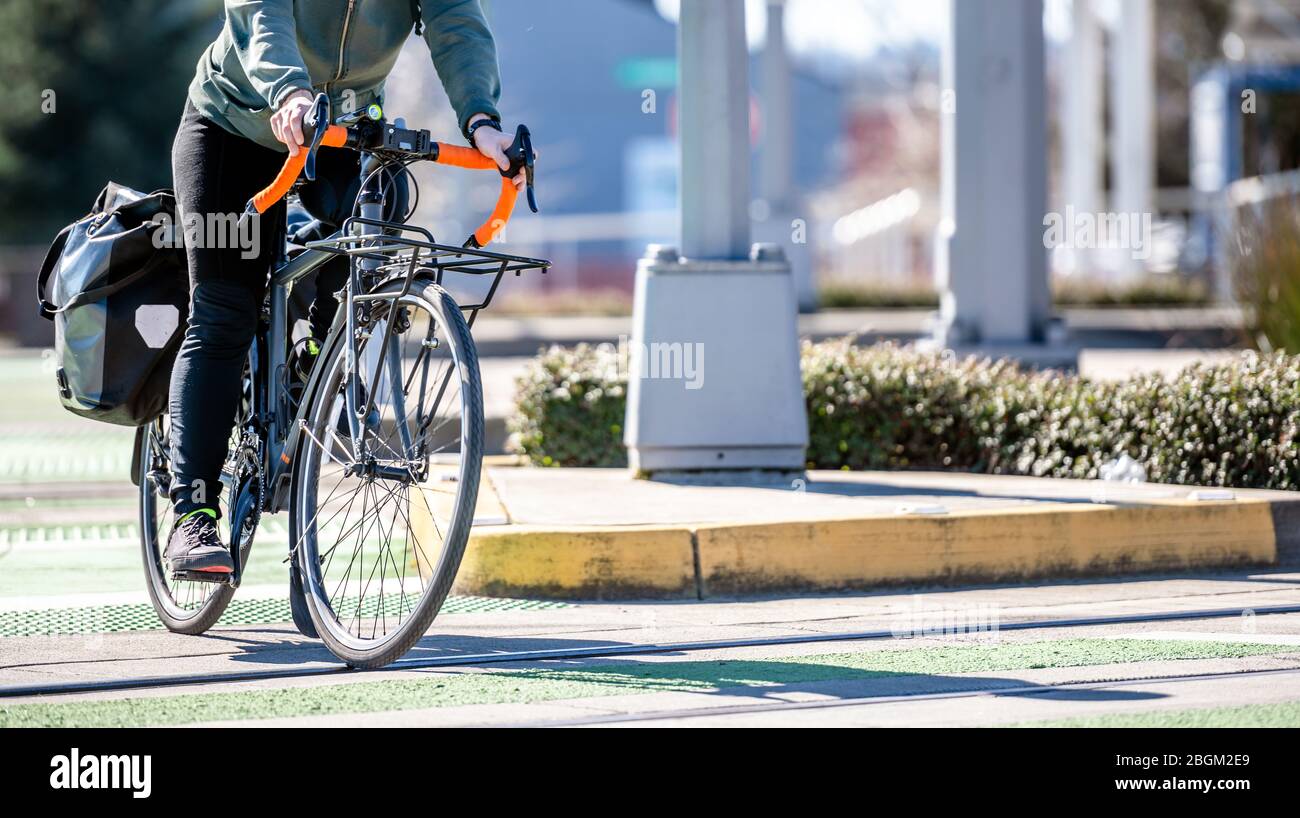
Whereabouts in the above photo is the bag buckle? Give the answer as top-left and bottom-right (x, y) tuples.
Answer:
(55, 367), (72, 400)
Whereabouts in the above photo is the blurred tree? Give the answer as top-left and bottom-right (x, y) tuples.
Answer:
(0, 0), (221, 243)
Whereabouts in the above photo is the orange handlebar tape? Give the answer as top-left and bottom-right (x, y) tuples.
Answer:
(432, 143), (518, 247)
(250, 125), (349, 214)
(473, 177), (519, 247)
(432, 142), (499, 170)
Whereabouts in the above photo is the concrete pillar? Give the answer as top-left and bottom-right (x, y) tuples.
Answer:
(1061, 0), (1104, 274)
(1190, 68), (1235, 303)
(1110, 0), (1155, 278)
(623, 0), (808, 473)
(933, 0), (1053, 350)
(760, 0), (792, 208)
(756, 0), (818, 311)
(679, 0), (751, 259)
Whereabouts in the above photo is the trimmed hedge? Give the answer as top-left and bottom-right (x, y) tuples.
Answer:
(508, 344), (628, 468)
(509, 340), (1300, 490)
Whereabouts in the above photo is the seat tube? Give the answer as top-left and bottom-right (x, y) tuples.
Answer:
(268, 280), (289, 460)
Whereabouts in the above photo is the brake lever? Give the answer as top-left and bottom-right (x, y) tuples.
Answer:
(503, 124), (538, 213)
(303, 93), (331, 181)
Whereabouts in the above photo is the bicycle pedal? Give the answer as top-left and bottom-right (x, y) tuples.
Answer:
(171, 569), (236, 587)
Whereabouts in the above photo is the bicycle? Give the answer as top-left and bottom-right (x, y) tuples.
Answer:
(134, 95), (549, 668)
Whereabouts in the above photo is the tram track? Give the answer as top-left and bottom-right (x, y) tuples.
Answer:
(3, 602), (1299, 700)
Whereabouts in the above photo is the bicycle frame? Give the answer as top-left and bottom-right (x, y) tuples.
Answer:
(259, 236), (335, 516)
(251, 154), (424, 516)
(250, 157), (549, 518)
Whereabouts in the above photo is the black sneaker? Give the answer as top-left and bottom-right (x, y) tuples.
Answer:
(165, 510), (234, 575)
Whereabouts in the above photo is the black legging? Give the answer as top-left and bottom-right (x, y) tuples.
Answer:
(168, 101), (362, 517)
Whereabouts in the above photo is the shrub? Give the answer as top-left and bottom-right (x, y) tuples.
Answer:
(816, 277), (1209, 312)
(1052, 276), (1209, 308)
(507, 343), (628, 467)
(509, 340), (1300, 490)
(1113, 355), (1300, 488)
(817, 282), (940, 310)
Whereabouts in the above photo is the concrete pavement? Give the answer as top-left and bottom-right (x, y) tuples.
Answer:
(3, 571), (1300, 727)
(4, 349), (1297, 605)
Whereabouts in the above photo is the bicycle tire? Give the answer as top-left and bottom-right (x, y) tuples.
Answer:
(138, 417), (236, 634)
(290, 278), (483, 668)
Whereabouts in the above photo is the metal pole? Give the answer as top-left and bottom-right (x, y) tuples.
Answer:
(678, 0), (751, 260)
(1063, 0), (1104, 275)
(935, 0), (1051, 348)
(1111, 0), (1155, 278)
(761, 0), (792, 208)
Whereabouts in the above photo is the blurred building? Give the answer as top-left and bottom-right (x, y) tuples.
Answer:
(391, 0), (845, 300)
(814, 84), (942, 289)
(1051, 0), (1300, 297)
(1189, 0), (1300, 299)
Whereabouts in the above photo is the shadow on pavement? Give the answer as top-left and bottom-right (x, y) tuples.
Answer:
(217, 631), (638, 666)
(648, 473), (1104, 506)
(485, 659), (1167, 705)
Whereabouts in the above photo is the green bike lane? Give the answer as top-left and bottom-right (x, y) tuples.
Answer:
(4, 630), (1300, 728)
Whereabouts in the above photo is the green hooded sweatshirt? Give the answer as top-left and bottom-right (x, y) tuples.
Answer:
(188, 0), (501, 152)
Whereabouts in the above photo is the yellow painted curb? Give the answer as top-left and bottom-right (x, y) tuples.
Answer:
(451, 525), (697, 600)
(696, 500), (1278, 596)
(412, 482), (1283, 599)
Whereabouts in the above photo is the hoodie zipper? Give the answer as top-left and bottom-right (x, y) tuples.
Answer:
(331, 0), (357, 86)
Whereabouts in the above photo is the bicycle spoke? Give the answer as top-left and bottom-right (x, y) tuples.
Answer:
(294, 282), (479, 659)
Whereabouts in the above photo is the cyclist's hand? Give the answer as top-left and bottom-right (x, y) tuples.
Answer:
(271, 90), (315, 158)
(471, 118), (533, 191)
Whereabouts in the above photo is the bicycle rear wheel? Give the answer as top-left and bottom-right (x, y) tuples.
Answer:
(290, 278), (483, 668)
(138, 416), (235, 634)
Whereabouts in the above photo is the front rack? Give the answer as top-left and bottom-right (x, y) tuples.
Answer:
(305, 216), (550, 322)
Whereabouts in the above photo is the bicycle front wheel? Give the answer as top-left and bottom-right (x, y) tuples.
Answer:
(290, 278), (483, 668)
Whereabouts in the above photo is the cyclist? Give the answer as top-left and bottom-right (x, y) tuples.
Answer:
(166, 0), (528, 575)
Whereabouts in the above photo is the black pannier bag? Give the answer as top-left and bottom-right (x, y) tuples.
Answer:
(36, 183), (188, 426)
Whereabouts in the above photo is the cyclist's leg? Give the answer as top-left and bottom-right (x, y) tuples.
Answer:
(168, 101), (286, 522)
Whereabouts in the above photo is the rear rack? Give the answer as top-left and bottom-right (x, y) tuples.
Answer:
(305, 216), (550, 320)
